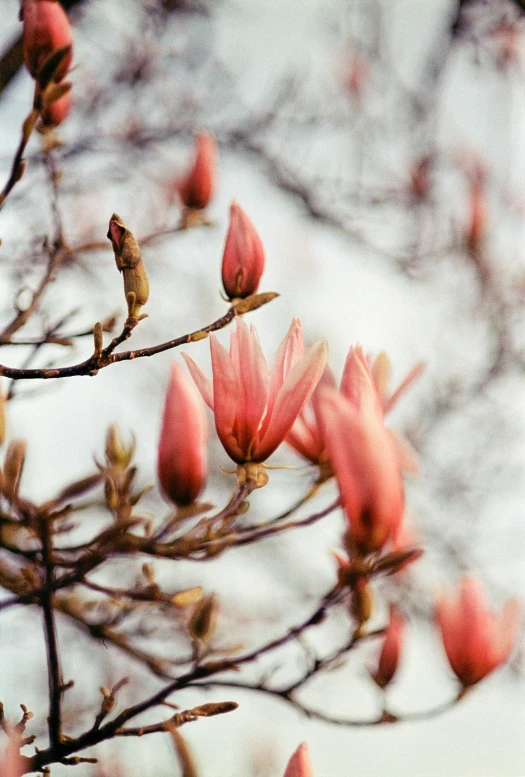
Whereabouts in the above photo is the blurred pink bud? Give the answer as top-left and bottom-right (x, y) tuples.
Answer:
(22, 0), (73, 80)
(183, 318), (327, 464)
(221, 201), (265, 299)
(435, 577), (520, 688)
(319, 389), (405, 555)
(40, 86), (72, 127)
(283, 743), (314, 777)
(370, 605), (405, 688)
(409, 156), (432, 200)
(342, 52), (370, 98)
(465, 180), (487, 255)
(157, 362), (208, 507)
(177, 132), (217, 210)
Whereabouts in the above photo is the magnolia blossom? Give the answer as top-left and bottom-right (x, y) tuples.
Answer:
(318, 387), (405, 554)
(177, 132), (216, 210)
(157, 362), (208, 507)
(22, 0), (73, 80)
(283, 743), (314, 777)
(435, 577), (520, 688)
(287, 346), (420, 473)
(183, 318), (327, 464)
(221, 201), (265, 299)
(370, 605), (405, 688)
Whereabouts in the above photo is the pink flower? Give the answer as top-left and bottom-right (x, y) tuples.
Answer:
(183, 318), (327, 464)
(318, 388), (405, 554)
(288, 346), (420, 474)
(370, 605), (405, 688)
(177, 132), (217, 210)
(40, 86), (72, 127)
(283, 743), (314, 777)
(435, 577), (520, 688)
(22, 0), (73, 81)
(157, 362), (208, 507)
(221, 201), (265, 299)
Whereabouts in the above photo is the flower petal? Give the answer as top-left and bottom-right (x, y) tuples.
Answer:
(255, 339), (327, 461)
(283, 743), (314, 777)
(209, 334), (245, 462)
(182, 352), (214, 409)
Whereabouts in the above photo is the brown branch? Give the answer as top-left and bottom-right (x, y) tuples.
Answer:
(39, 515), (65, 747)
(0, 293), (277, 381)
(26, 586), (340, 771)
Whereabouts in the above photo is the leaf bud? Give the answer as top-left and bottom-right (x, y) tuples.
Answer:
(3, 441), (27, 502)
(107, 214), (149, 319)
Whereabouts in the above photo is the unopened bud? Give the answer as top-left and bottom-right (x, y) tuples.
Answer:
(177, 132), (217, 211)
(105, 424), (135, 470)
(22, 0), (73, 82)
(3, 441), (27, 502)
(157, 363), (208, 508)
(107, 214), (149, 319)
(189, 594), (217, 643)
(222, 201), (265, 300)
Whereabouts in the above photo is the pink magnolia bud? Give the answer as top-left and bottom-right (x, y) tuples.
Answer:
(157, 362), (208, 507)
(435, 577), (520, 688)
(40, 86), (72, 127)
(283, 743), (314, 777)
(178, 132), (217, 210)
(318, 388), (405, 556)
(22, 0), (73, 81)
(370, 605), (405, 688)
(221, 201), (265, 299)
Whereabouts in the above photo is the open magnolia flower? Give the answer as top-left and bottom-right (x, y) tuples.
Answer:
(287, 345), (421, 475)
(183, 318), (327, 466)
(435, 576), (520, 688)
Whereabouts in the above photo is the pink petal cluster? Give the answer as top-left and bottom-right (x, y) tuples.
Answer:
(288, 346), (420, 472)
(184, 318), (327, 464)
(221, 201), (265, 299)
(157, 362), (208, 507)
(282, 743), (314, 777)
(22, 0), (73, 80)
(319, 386), (405, 555)
(370, 605), (405, 688)
(177, 132), (217, 210)
(435, 577), (520, 688)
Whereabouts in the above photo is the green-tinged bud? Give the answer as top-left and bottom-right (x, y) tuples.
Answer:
(3, 441), (27, 502)
(93, 322), (103, 357)
(188, 593), (217, 643)
(105, 424), (135, 470)
(107, 214), (149, 319)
